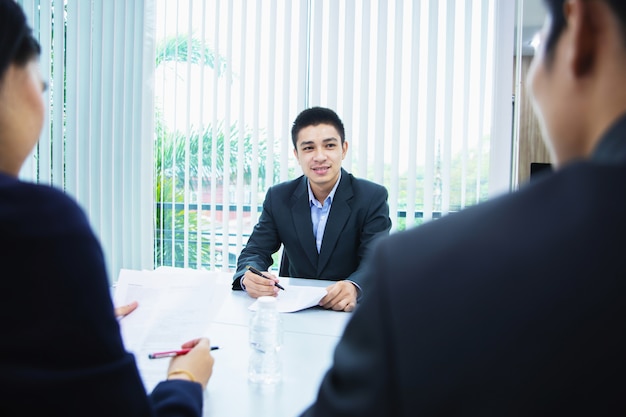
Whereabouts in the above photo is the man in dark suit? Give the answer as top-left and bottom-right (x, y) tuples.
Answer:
(233, 107), (391, 312)
(300, 0), (626, 415)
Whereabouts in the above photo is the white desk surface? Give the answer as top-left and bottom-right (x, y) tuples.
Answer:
(130, 272), (352, 417)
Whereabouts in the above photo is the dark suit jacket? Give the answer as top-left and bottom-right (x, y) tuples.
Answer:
(233, 168), (391, 290)
(0, 174), (203, 417)
(301, 114), (626, 416)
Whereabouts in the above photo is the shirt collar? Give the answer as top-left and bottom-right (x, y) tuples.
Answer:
(307, 171), (342, 206)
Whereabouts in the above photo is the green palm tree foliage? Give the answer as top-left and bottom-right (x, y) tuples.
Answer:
(155, 34), (227, 75)
(154, 34), (278, 269)
(155, 118), (274, 268)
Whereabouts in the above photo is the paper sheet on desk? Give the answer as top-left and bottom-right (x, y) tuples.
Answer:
(114, 267), (227, 350)
(248, 285), (328, 313)
(113, 267), (228, 392)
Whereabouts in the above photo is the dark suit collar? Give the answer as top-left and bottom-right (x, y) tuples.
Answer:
(306, 170), (342, 206)
(335, 168), (352, 195)
(289, 169), (354, 274)
(0, 171), (18, 185)
(317, 169), (353, 273)
(592, 112), (626, 165)
(291, 176), (318, 268)
(291, 175), (308, 201)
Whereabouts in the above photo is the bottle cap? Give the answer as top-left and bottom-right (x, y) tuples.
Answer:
(257, 296), (277, 308)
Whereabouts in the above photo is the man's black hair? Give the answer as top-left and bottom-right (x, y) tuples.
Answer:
(542, 0), (626, 61)
(291, 107), (346, 149)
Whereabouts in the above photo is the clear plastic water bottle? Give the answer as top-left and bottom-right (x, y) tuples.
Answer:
(248, 296), (283, 384)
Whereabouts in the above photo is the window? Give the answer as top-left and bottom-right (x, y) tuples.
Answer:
(18, 0), (155, 281)
(19, 0), (515, 279)
(154, 0), (516, 272)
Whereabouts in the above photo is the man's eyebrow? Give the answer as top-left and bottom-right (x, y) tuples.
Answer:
(298, 137), (339, 147)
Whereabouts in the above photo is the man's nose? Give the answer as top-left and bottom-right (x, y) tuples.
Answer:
(313, 147), (326, 160)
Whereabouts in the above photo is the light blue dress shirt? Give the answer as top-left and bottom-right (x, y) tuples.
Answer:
(307, 173), (361, 296)
(308, 172), (341, 253)
(243, 172), (361, 296)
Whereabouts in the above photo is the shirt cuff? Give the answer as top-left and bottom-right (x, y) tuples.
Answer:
(345, 279), (362, 301)
(232, 273), (246, 291)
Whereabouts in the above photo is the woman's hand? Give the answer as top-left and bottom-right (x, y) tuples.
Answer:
(167, 338), (215, 390)
(114, 301), (138, 318)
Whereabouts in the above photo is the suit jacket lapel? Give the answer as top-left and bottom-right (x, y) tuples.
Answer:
(291, 176), (318, 269)
(317, 170), (352, 274)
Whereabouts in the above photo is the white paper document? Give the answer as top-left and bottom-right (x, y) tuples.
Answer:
(113, 267), (228, 392)
(248, 285), (328, 313)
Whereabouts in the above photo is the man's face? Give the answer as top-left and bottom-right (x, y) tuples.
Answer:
(527, 14), (588, 166)
(293, 123), (348, 195)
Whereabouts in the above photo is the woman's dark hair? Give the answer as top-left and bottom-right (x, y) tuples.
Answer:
(543, 0), (626, 60)
(291, 107), (346, 148)
(0, 0), (41, 80)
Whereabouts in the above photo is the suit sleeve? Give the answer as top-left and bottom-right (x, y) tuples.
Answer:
(0, 185), (205, 416)
(232, 187), (283, 289)
(300, 247), (396, 417)
(150, 380), (204, 417)
(345, 184), (392, 291)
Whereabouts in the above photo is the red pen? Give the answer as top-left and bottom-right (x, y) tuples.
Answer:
(148, 346), (219, 359)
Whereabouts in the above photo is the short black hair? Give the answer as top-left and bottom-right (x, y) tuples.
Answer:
(0, 0), (41, 81)
(542, 0), (626, 60)
(291, 107), (346, 149)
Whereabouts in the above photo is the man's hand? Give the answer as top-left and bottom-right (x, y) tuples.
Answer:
(320, 281), (357, 312)
(241, 270), (281, 298)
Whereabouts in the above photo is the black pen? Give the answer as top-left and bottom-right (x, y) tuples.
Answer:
(246, 265), (285, 290)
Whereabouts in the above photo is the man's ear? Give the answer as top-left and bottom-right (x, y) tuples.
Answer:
(564, 0), (598, 77)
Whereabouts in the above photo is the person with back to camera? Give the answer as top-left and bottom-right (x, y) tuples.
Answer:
(0, 1), (214, 415)
(300, 0), (626, 415)
(232, 106), (392, 312)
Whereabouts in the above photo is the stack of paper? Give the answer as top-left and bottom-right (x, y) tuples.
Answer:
(113, 267), (228, 391)
(248, 285), (328, 313)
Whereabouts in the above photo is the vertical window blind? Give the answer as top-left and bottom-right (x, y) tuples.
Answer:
(18, 0), (155, 282)
(18, 0), (516, 280)
(154, 0), (515, 272)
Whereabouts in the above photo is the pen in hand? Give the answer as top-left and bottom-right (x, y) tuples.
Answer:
(148, 346), (219, 359)
(246, 265), (286, 291)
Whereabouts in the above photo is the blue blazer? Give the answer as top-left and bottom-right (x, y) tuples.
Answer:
(300, 114), (626, 416)
(233, 168), (391, 290)
(0, 174), (203, 416)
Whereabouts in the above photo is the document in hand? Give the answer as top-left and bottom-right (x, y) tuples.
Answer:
(248, 285), (328, 313)
(113, 267), (228, 391)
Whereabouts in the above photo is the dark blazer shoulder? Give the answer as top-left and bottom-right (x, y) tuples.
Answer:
(0, 176), (90, 237)
(266, 170), (387, 202)
(336, 170), (388, 206)
(343, 171), (387, 194)
(267, 175), (307, 201)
